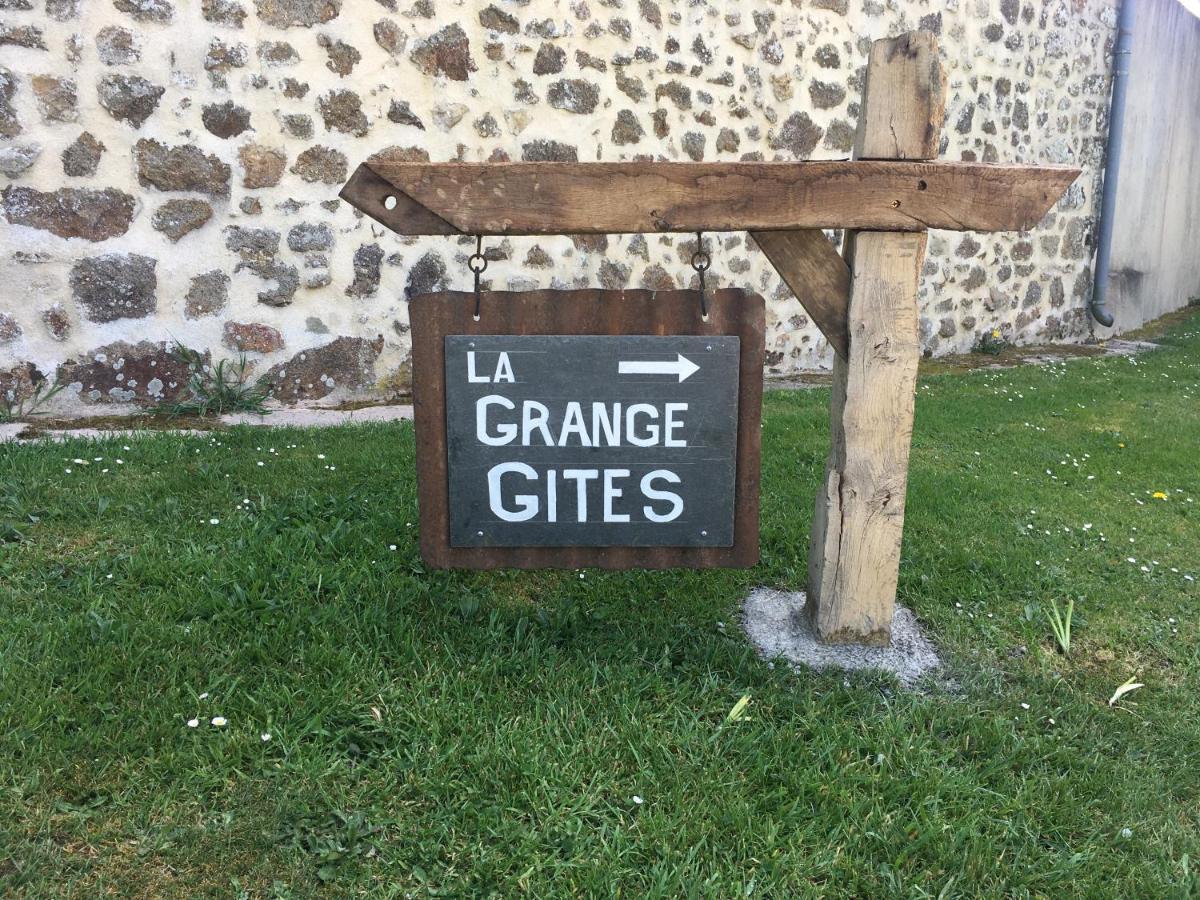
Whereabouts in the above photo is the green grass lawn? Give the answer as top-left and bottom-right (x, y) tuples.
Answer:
(3, 312), (1199, 897)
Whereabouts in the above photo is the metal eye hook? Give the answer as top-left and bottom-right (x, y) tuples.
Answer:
(467, 234), (488, 322)
(691, 231), (712, 322)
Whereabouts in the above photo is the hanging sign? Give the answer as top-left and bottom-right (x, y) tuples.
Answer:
(410, 288), (764, 569)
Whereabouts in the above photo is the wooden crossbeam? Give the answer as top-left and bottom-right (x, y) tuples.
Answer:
(341, 159), (1078, 236)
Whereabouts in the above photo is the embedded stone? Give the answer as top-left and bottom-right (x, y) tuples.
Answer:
(0, 312), (20, 343)
(521, 139), (577, 162)
(533, 42), (565, 75)
(70, 254), (157, 322)
(31, 75), (77, 122)
(615, 68), (646, 102)
(98, 73), (164, 127)
(813, 44), (840, 68)
(638, 0), (661, 27)
(42, 303), (70, 341)
(432, 102), (467, 131)
(956, 234), (982, 258)
(151, 198), (213, 242)
(0, 23), (46, 49)
(404, 250), (446, 299)
(373, 18), (406, 55)
(654, 80), (691, 109)
(346, 243), (383, 297)
(0, 144), (39, 178)
(650, 108), (668, 138)
(823, 118), (855, 152)
(0, 68), (18, 138)
(184, 270), (229, 318)
(265, 335), (384, 402)
(61, 131), (104, 176)
(387, 99), (424, 128)
(96, 25), (139, 64)
(287, 222), (332, 252)
(223, 321), (284, 353)
(599, 259), (630, 289)
(1062, 218), (1090, 259)
(224, 224), (280, 261)
(716, 127), (739, 153)
(257, 39), (298, 64)
(113, 0), (173, 23)
(478, 4), (517, 33)
(3, 186), (135, 241)
(318, 88), (368, 135)
(57, 340), (195, 405)
(44, 0), (78, 17)
(202, 0), (246, 27)
(280, 113), (312, 138)
(202, 100), (251, 138)
(681, 131), (705, 161)
(808, 80), (845, 109)
(640, 264), (674, 290)
(239, 143), (286, 187)
(610, 109), (643, 145)
(253, 0), (341, 28)
(576, 50), (606, 72)
(409, 24), (475, 81)
(317, 33), (360, 75)
(135, 139), (231, 198)
(240, 197), (262, 214)
(205, 39), (248, 72)
(290, 144), (346, 183)
(548, 78), (599, 114)
(281, 77), (308, 98)
(1, 363), (45, 406)
(769, 111), (823, 158)
(250, 259), (299, 306)
(474, 113), (499, 138)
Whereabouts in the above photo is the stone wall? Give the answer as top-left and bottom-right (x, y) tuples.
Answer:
(0, 0), (1118, 410)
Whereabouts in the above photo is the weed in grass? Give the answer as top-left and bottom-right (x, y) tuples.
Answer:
(157, 342), (271, 418)
(0, 378), (66, 423)
(1045, 597), (1075, 655)
(973, 328), (1011, 355)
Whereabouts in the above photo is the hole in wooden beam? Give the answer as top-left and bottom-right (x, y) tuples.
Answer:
(383, 195), (398, 211)
(917, 179), (928, 191)
(891, 199), (901, 208)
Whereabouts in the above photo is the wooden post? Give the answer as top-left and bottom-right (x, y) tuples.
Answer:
(807, 32), (945, 645)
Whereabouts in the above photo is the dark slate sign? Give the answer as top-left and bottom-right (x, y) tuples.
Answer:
(444, 334), (740, 548)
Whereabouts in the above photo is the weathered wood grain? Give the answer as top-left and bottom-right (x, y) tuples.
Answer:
(410, 288), (765, 570)
(807, 30), (942, 645)
(348, 159), (1078, 235)
(749, 229), (850, 359)
(807, 232), (925, 644)
(855, 31), (945, 160)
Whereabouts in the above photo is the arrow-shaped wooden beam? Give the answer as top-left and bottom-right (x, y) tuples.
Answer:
(340, 158), (1078, 236)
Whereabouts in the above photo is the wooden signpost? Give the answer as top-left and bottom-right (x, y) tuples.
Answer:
(341, 32), (1079, 645)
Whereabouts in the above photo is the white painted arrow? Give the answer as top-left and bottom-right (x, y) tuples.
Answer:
(618, 353), (700, 383)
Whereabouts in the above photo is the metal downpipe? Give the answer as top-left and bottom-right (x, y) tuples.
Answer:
(1090, 0), (1135, 328)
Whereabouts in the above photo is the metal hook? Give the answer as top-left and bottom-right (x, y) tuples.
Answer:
(467, 235), (488, 321)
(691, 231), (712, 321)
